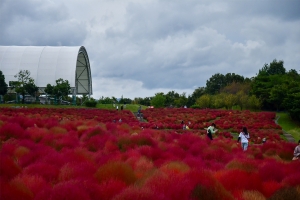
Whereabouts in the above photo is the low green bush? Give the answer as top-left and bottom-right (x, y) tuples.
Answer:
(85, 100), (97, 107)
(191, 104), (201, 109)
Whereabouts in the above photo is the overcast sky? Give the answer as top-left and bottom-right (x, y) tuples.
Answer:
(1, 0), (300, 99)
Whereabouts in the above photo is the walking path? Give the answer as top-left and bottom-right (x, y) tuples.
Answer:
(133, 112), (145, 122)
(275, 116), (295, 143)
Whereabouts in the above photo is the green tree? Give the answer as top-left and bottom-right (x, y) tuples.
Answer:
(283, 82), (300, 122)
(165, 91), (180, 107)
(187, 87), (205, 107)
(98, 96), (114, 104)
(174, 92), (188, 107)
(223, 93), (237, 110)
(13, 70), (38, 104)
(139, 97), (151, 106)
(206, 73), (245, 95)
(205, 73), (226, 95)
(0, 70), (8, 102)
(196, 94), (211, 108)
(258, 59), (286, 76)
(221, 82), (251, 95)
(211, 93), (226, 109)
(45, 78), (71, 103)
(269, 84), (287, 111)
(151, 93), (166, 108)
(251, 59), (288, 110)
(236, 91), (248, 110)
(246, 95), (261, 111)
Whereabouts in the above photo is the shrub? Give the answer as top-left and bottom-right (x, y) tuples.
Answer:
(35, 180), (90, 200)
(242, 190), (266, 200)
(85, 100), (97, 107)
(187, 170), (234, 200)
(23, 162), (59, 182)
(0, 155), (22, 180)
(216, 169), (263, 193)
(262, 181), (282, 198)
(225, 159), (258, 173)
(0, 122), (26, 140)
(58, 162), (97, 182)
(282, 173), (300, 187)
(113, 186), (158, 200)
(0, 179), (33, 200)
(94, 161), (136, 185)
(190, 104), (201, 109)
(258, 161), (285, 182)
(269, 186), (300, 200)
(11, 174), (51, 197)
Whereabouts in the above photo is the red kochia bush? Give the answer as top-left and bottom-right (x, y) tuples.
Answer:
(282, 172), (300, 187)
(94, 161), (137, 185)
(262, 181), (282, 198)
(58, 161), (97, 182)
(113, 186), (159, 200)
(23, 162), (59, 182)
(10, 174), (52, 197)
(35, 180), (90, 200)
(0, 155), (22, 180)
(258, 161), (285, 182)
(0, 122), (26, 140)
(215, 169), (263, 194)
(97, 179), (127, 200)
(0, 178), (33, 200)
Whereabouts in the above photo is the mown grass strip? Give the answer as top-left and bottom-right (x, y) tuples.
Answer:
(276, 112), (300, 142)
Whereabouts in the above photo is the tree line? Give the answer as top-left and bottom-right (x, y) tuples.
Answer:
(0, 59), (299, 121)
(124, 59), (300, 121)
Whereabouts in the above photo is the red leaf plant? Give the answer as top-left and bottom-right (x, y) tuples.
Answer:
(258, 160), (285, 182)
(215, 169), (263, 196)
(35, 180), (91, 200)
(94, 161), (137, 185)
(23, 162), (60, 183)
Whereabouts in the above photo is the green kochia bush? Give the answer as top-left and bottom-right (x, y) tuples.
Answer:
(85, 99), (97, 107)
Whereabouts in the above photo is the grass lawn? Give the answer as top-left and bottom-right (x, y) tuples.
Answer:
(276, 112), (300, 142)
(96, 103), (148, 113)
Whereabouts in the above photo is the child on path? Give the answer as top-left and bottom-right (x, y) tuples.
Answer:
(292, 140), (300, 160)
(237, 127), (250, 151)
(206, 123), (218, 140)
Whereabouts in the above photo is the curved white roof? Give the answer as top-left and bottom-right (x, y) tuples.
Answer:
(0, 46), (92, 95)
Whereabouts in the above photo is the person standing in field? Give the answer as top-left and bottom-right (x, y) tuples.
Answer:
(237, 127), (250, 151)
(138, 105), (142, 117)
(292, 140), (300, 160)
(206, 123), (218, 140)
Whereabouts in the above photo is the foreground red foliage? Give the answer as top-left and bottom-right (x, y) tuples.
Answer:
(0, 107), (299, 199)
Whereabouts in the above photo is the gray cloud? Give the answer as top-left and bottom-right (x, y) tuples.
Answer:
(0, 0), (87, 45)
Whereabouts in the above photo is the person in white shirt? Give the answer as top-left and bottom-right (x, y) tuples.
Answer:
(292, 140), (300, 160)
(237, 127), (250, 151)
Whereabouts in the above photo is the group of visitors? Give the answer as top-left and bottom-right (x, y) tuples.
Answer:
(206, 123), (300, 160)
(181, 120), (191, 130)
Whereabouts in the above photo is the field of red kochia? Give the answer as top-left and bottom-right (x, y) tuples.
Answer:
(0, 107), (299, 200)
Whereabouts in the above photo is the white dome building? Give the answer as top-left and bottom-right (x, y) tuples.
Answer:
(0, 46), (92, 96)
